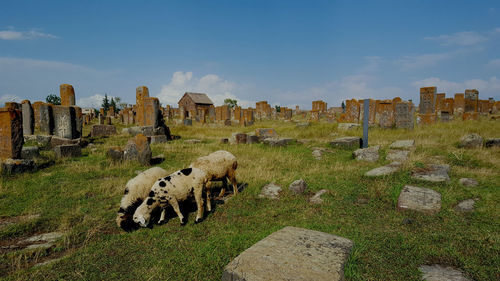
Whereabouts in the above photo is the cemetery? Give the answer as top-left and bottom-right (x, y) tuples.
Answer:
(0, 82), (498, 281)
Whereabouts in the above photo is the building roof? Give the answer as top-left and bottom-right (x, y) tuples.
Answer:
(183, 92), (213, 105)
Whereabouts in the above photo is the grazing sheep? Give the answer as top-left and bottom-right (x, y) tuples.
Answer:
(116, 167), (168, 231)
(190, 150), (238, 198)
(133, 167), (209, 227)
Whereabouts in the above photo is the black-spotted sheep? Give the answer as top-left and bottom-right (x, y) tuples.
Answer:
(133, 167), (209, 227)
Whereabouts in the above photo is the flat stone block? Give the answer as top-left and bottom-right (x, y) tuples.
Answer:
(263, 138), (294, 147)
(222, 226), (353, 281)
(1, 159), (35, 174)
(21, 146), (40, 159)
(419, 264), (472, 281)
(330, 137), (361, 149)
(411, 164), (450, 182)
(150, 135), (167, 144)
(389, 140), (415, 149)
(365, 162), (401, 177)
(386, 149), (410, 162)
(90, 124), (116, 137)
(259, 183), (282, 199)
(255, 128), (277, 139)
(54, 144), (82, 158)
(397, 185), (441, 214)
(485, 138), (500, 148)
(338, 123), (360, 130)
(353, 145), (380, 162)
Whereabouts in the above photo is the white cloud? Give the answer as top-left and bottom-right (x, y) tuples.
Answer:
(0, 94), (22, 105)
(0, 29), (58, 40)
(424, 31), (488, 46)
(156, 71), (254, 107)
(0, 57), (93, 72)
(412, 77), (500, 96)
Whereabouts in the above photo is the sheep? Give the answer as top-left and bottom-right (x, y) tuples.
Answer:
(189, 150), (238, 198)
(133, 167), (209, 227)
(116, 167), (168, 231)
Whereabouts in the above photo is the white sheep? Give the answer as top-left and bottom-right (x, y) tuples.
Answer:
(116, 167), (168, 231)
(190, 150), (238, 198)
(133, 167), (209, 227)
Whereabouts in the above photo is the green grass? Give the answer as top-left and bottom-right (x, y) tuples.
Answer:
(1, 117), (499, 280)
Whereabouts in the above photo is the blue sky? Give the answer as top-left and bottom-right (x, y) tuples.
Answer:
(1, 1), (499, 109)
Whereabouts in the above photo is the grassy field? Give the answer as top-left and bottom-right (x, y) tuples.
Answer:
(1, 117), (499, 280)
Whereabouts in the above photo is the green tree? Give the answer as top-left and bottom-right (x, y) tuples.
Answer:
(275, 105), (281, 112)
(110, 97), (117, 111)
(224, 98), (238, 108)
(341, 101), (346, 112)
(46, 94), (61, 105)
(102, 94), (110, 112)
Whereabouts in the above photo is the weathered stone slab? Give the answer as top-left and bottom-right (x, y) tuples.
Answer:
(485, 138), (500, 148)
(411, 164), (450, 182)
(54, 144), (82, 158)
(222, 226), (353, 281)
(330, 137), (361, 149)
(397, 185), (441, 214)
(73, 106), (82, 138)
(0, 108), (23, 159)
(364, 162), (401, 177)
(395, 102), (414, 129)
(353, 145), (380, 162)
(246, 135), (259, 144)
(458, 178), (478, 187)
(183, 119), (193, 126)
(338, 123), (360, 130)
(1, 159), (35, 174)
(124, 134), (151, 165)
(289, 179), (307, 194)
(263, 138), (294, 147)
(107, 146), (124, 161)
(50, 136), (79, 148)
(90, 125), (116, 137)
(21, 146), (39, 159)
(149, 135), (167, 144)
(259, 183), (282, 199)
(60, 84), (75, 106)
(255, 128), (278, 139)
(21, 100), (34, 135)
(185, 139), (201, 144)
(389, 139), (415, 149)
(296, 122), (310, 128)
(235, 133), (247, 144)
(455, 199), (476, 212)
(386, 149), (410, 162)
(459, 134), (483, 148)
(419, 264), (472, 281)
(53, 106), (76, 139)
(309, 189), (328, 204)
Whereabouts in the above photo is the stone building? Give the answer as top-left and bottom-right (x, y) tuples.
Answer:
(178, 92), (214, 122)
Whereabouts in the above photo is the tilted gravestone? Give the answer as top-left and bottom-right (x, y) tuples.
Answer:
(60, 84), (76, 106)
(0, 108), (23, 160)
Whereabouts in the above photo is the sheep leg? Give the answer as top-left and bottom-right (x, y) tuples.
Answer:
(217, 178), (227, 198)
(169, 198), (186, 225)
(205, 183), (212, 212)
(228, 169), (238, 195)
(158, 209), (167, 224)
(194, 186), (204, 223)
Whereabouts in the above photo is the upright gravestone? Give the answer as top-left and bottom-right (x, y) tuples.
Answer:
(362, 99), (369, 148)
(419, 87), (437, 124)
(53, 106), (76, 139)
(60, 84), (76, 106)
(38, 103), (54, 135)
(0, 108), (23, 159)
(454, 93), (465, 115)
(143, 97), (159, 127)
(463, 89), (479, 120)
(21, 100), (34, 135)
(377, 101), (394, 128)
(136, 86), (149, 126)
(395, 102), (414, 129)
